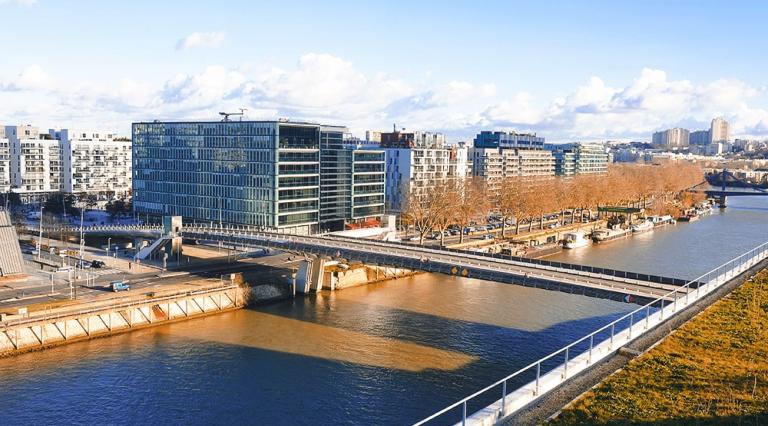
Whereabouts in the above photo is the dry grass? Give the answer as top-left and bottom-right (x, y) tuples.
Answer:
(552, 269), (768, 425)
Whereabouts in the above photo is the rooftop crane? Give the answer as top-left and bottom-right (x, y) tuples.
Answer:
(219, 108), (248, 122)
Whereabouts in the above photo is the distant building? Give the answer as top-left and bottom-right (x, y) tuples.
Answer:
(546, 143), (609, 176)
(689, 130), (710, 146)
(710, 117), (729, 143)
(378, 129), (445, 148)
(364, 130), (382, 143)
(651, 127), (689, 149)
(473, 131), (545, 149)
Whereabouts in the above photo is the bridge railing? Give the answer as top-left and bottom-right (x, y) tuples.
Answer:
(321, 233), (696, 287)
(413, 240), (768, 426)
(178, 225), (698, 295)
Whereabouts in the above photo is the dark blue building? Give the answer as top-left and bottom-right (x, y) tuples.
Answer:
(473, 131), (545, 149)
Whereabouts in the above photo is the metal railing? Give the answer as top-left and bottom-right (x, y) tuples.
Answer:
(413, 240), (768, 425)
(179, 225), (692, 295)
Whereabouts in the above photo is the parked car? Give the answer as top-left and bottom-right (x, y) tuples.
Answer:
(90, 260), (106, 268)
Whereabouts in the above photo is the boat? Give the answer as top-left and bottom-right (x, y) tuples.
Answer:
(650, 215), (675, 227)
(630, 220), (654, 234)
(563, 231), (590, 249)
(591, 226), (630, 243)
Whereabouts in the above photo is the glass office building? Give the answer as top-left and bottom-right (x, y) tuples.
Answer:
(473, 131), (545, 149)
(133, 120), (384, 235)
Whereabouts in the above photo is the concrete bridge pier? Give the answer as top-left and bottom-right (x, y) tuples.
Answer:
(716, 195), (727, 208)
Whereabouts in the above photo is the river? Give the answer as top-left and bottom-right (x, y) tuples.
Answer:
(1, 196), (766, 425)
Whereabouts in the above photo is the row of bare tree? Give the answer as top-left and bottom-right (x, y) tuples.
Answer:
(401, 162), (704, 245)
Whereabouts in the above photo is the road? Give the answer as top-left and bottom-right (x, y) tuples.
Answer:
(0, 248), (302, 311)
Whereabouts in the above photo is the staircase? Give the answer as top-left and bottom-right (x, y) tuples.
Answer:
(0, 210), (25, 276)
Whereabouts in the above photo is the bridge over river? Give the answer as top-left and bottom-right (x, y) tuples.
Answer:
(36, 222), (699, 305)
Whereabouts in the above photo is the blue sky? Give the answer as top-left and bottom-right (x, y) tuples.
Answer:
(1, 0), (767, 141)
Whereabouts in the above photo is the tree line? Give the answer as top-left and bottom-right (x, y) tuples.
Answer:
(401, 162), (704, 245)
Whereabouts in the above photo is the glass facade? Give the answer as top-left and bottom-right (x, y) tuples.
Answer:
(473, 131), (545, 149)
(319, 130), (385, 231)
(133, 120), (384, 234)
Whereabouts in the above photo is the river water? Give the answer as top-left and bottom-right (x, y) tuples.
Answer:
(1, 196), (766, 425)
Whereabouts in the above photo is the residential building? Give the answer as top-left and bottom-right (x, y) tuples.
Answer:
(689, 130), (711, 146)
(0, 128), (10, 193)
(546, 143), (609, 176)
(470, 147), (554, 179)
(51, 129), (132, 195)
(364, 131), (382, 143)
(710, 117), (730, 143)
(132, 120), (383, 235)
(6, 125), (61, 196)
(378, 129), (445, 148)
(384, 143), (468, 211)
(652, 127), (689, 149)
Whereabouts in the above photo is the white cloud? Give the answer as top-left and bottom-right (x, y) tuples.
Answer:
(2, 56), (768, 140)
(0, 65), (52, 91)
(175, 31), (226, 50)
(0, 0), (37, 6)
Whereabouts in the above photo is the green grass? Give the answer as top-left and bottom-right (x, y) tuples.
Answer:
(552, 270), (768, 425)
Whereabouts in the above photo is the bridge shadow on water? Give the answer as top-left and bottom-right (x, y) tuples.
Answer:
(0, 292), (648, 426)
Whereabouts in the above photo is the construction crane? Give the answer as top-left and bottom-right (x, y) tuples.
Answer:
(219, 108), (248, 122)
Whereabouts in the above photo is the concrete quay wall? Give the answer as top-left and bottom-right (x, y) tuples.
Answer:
(0, 284), (245, 357)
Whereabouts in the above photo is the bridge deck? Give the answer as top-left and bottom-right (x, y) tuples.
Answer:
(182, 228), (692, 304)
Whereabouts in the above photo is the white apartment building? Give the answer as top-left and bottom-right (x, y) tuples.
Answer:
(51, 129), (132, 195)
(0, 128), (11, 192)
(470, 147), (555, 183)
(6, 125), (62, 195)
(384, 144), (468, 211)
(2, 125), (131, 198)
(652, 127), (689, 148)
(710, 117), (730, 143)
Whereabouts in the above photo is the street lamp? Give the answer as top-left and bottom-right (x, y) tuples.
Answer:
(37, 202), (44, 261)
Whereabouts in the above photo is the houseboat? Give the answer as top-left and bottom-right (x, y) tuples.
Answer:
(563, 231), (590, 249)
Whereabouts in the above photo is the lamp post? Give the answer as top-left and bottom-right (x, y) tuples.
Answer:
(37, 202), (44, 261)
(79, 209), (85, 272)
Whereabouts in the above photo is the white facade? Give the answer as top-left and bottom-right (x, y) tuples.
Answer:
(470, 147), (554, 183)
(384, 145), (468, 211)
(0, 127), (10, 192)
(6, 125), (61, 194)
(710, 117), (729, 143)
(652, 127), (689, 148)
(52, 129), (132, 194)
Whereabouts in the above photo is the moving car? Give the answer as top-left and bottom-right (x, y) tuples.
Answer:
(110, 281), (130, 292)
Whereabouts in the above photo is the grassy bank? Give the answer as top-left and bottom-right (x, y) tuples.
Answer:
(552, 269), (768, 425)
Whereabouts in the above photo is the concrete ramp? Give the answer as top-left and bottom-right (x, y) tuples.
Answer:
(0, 211), (25, 277)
